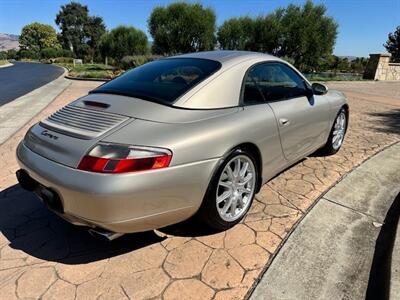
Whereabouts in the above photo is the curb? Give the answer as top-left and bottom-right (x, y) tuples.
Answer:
(65, 75), (109, 82)
(245, 140), (400, 300)
(250, 142), (400, 299)
(0, 62), (13, 69)
(0, 67), (70, 145)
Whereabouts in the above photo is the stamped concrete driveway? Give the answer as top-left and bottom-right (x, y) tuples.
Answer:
(0, 62), (64, 106)
(0, 80), (399, 300)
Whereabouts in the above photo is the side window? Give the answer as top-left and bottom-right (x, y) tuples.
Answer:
(242, 68), (265, 105)
(250, 63), (307, 101)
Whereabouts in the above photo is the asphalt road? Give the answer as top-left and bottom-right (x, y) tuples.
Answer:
(0, 61), (64, 106)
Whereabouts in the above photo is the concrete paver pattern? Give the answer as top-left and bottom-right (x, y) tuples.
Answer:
(0, 80), (399, 299)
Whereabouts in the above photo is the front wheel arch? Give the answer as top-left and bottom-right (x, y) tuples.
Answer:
(341, 103), (349, 119)
(319, 106), (348, 155)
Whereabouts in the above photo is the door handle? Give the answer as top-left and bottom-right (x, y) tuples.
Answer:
(279, 118), (290, 126)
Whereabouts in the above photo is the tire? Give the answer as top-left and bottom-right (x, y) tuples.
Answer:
(198, 148), (259, 230)
(319, 108), (348, 156)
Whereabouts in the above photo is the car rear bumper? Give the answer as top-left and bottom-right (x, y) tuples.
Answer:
(16, 142), (219, 233)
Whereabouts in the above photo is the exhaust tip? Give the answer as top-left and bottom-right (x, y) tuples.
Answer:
(88, 228), (124, 241)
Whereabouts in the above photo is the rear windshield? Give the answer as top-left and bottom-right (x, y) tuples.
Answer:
(91, 58), (221, 105)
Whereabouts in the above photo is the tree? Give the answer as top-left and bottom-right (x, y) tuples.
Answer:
(99, 26), (148, 64)
(55, 2), (105, 61)
(216, 1), (337, 71)
(330, 55), (341, 71)
(350, 57), (368, 73)
(55, 2), (88, 53)
(17, 49), (39, 60)
(84, 16), (106, 62)
(217, 17), (254, 50)
(217, 13), (283, 54)
(19, 22), (60, 53)
(337, 57), (350, 72)
(384, 26), (400, 62)
(279, 1), (337, 71)
(149, 2), (216, 54)
(250, 12), (283, 54)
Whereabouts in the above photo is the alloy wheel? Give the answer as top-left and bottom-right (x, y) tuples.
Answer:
(216, 155), (256, 222)
(332, 111), (346, 150)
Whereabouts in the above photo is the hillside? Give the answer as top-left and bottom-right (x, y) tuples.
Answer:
(0, 33), (20, 51)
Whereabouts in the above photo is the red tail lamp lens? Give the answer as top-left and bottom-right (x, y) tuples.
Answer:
(78, 143), (172, 173)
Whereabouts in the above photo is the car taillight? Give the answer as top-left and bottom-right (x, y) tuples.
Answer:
(78, 143), (172, 173)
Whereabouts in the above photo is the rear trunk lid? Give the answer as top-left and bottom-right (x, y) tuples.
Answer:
(71, 93), (239, 123)
(23, 93), (238, 168)
(40, 103), (129, 139)
(24, 118), (132, 168)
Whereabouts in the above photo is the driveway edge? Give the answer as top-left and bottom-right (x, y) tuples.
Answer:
(249, 142), (400, 299)
(0, 62), (13, 69)
(0, 67), (70, 145)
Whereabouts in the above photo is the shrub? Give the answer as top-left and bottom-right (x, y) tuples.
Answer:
(40, 47), (59, 59)
(105, 56), (116, 66)
(74, 64), (115, 71)
(119, 55), (160, 70)
(72, 70), (114, 79)
(53, 57), (74, 63)
(40, 47), (74, 60)
(0, 51), (7, 60)
(59, 49), (74, 57)
(17, 49), (39, 60)
(6, 49), (17, 59)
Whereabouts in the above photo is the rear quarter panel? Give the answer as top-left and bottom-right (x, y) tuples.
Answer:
(102, 105), (284, 183)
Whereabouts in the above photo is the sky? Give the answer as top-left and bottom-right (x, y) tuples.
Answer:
(0, 0), (399, 57)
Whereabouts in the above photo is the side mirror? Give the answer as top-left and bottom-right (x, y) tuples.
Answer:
(311, 83), (328, 95)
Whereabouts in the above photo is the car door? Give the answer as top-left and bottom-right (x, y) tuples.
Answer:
(249, 62), (330, 161)
(241, 66), (287, 181)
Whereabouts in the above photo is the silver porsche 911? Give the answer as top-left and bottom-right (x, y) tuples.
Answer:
(16, 51), (348, 240)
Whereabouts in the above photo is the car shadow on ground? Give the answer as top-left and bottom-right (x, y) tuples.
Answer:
(158, 218), (221, 237)
(0, 184), (220, 265)
(0, 184), (168, 265)
(366, 192), (400, 299)
(368, 108), (400, 135)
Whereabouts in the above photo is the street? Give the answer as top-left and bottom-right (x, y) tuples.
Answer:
(0, 62), (63, 106)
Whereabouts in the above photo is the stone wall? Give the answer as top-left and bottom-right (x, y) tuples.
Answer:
(386, 63), (400, 80)
(364, 53), (400, 80)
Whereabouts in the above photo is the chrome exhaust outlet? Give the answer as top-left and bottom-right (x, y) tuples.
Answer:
(88, 228), (124, 241)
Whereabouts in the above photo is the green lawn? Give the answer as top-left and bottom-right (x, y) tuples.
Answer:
(0, 60), (9, 66)
(307, 75), (364, 81)
(305, 72), (364, 81)
(57, 63), (123, 79)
